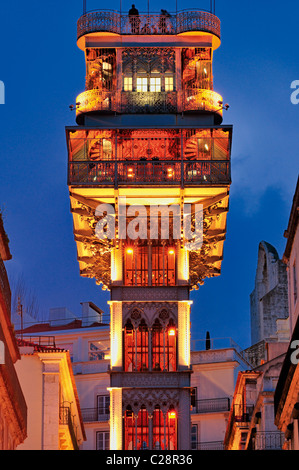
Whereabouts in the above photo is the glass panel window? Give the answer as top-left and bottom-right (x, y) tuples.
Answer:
(96, 431), (110, 450)
(124, 76), (133, 91)
(165, 76), (174, 91)
(191, 425), (198, 450)
(97, 395), (110, 418)
(89, 341), (105, 360)
(150, 77), (161, 92)
(137, 76), (148, 92)
(153, 407), (164, 449)
(124, 320), (149, 372)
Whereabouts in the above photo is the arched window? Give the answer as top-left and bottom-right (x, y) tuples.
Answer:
(152, 405), (177, 450)
(167, 406), (177, 450)
(136, 320), (149, 371)
(153, 406), (164, 449)
(124, 406), (149, 450)
(124, 319), (149, 372)
(166, 320), (177, 372)
(124, 320), (134, 372)
(124, 406), (135, 450)
(152, 319), (177, 371)
(152, 319), (164, 371)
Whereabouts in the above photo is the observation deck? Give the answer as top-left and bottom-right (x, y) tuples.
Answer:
(77, 9), (221, 47)
(75, 89), (224, 124)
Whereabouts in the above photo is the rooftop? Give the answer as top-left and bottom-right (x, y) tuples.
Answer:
(77, 9), (221, 48)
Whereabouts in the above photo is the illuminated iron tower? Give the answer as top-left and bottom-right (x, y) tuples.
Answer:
(67, 6), (232, 450)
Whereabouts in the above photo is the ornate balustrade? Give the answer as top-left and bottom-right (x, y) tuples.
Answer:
(77, 10), (220, 39)
(68, 160), (230, 186)
(182, 89), (223, 118)
(75, 89), (222, 119)
(253, 431), (285, 450)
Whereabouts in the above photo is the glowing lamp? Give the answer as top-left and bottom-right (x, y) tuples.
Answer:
(168, 328), (176, 336)
(168, 411), (176, 419)
(168, 249), (175, 255)
(126, 248), (133, 255)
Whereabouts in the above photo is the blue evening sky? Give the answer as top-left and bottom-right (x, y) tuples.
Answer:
(0, 0), (298, 349)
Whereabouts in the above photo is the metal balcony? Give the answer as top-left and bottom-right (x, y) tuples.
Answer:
(191, 397), (230, 414)
(81, 408), (109, 423)
(75, 89), (223, 122)
(253, 431), (285, 450)
(77, 9), (221, 40)
(68, 159), (230, 186)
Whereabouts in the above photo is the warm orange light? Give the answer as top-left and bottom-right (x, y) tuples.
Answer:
(167, 167), (173, 178)
(168, 411), (176, 419)
(168, 249), (175, 255)
(168, 328), (176, 336)
(126, 248), (133, 255)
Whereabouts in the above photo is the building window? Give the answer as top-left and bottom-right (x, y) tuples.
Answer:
(137, 77), (148, 92)
(89, 341), (105, 360)
(190, 387), (197, 409)
(97, 395), (110, 420)
(124, 76), (133, 91)
(152, 319), (177, 372)
(124, 245), (176, 287)
(153, 406), (178, 450)
(124, 406), (149, 450)
(165, 76), (174, 91)
(96, 431), (110, 450)
(293, 261), (297, 304)
(150, 77), (161, 92)
(191, 425), (198, 450)
(124, 320), (149, 372)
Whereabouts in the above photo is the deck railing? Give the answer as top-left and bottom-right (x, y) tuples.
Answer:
(81, 408), (109, 423)
(191, 397), (230, 414)
(77, 9), (221, 39)
(75, 89), (223, 119)
(68, 160), (230, 186)
(253, 431), (285, 450)
(192, 441), (224, 450)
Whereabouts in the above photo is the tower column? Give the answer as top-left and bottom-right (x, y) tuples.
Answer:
(178, 301), (191, 370)
(108, 387), (122, 450)
(109, 301), (122, 370)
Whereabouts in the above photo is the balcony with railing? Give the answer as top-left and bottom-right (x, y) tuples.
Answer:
(69, 159), (230, 186)
(253, 431), (285, 450)
(191, 397), (230, 414)
(67, 127), (231, 187)
(81, 408), (109, 423)
(192, 441), (224, 450)
(74, 89), (223, 122)
(77, 9), (221, 41)
(59, 406), (80, 450)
